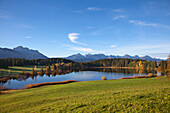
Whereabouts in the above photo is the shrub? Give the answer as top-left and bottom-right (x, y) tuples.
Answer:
(147, 73), (153, 77)
(102, 76), (107, 80)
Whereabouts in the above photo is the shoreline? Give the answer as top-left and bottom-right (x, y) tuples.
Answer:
(0, 66), (158, 80)
(0, 74), (159, 94)
(94, 67), (137, 69)
(24, 80), (78, 89)
(0, 80), (78, 94)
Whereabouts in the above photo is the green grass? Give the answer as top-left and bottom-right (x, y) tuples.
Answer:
(0, 66), (46, 77)
(0, 77), (169, 112)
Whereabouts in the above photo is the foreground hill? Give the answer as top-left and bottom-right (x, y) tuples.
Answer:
(0, 77), (169, 112)
(0, 46), (48, 59)
(66, 53), (162, 62)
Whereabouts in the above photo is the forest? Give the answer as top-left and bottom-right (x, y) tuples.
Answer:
(81, 58), (167, 70)
(0, 58), (75, 68)
(0, 58), (167, 70)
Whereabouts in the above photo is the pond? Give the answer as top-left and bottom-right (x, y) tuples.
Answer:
(0, 68), (157, 89)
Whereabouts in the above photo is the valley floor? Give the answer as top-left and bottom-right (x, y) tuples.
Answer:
(0, 77), (169, 113)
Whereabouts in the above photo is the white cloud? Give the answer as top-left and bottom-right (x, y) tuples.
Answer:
(110, 45), (116, 48)
(48, 56), (64, 58)
(106, 44), (170, 58)
(129, 20), (170, 29)
(149, 53), (170, 59)
(70, 47), (94, 52)
(89, 27), (112, 35)
(117, 44), (170, 53)
(126, 44), (169, 50)
(74, 7), (102, 15)
(74, 10), (83, 14)
(87, 7), (101, 11)
(129, 20), (157, 27)
(70, 46), (104, 53)
(68, 33), (79, 43)
(25, 35), (32, 39)
(112, 9), (123, 13)
(68, 33), (87, 45)
(89, 29), (103, 35)
(86, 26), (95, 29)
(113, 15), (125, 20)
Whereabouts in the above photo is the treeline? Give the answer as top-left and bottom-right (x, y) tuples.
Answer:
(0, 58), (75, 68)
(0, 58), (167, 70)
(159, 60), (167, 70)
(80, 58), (167, 70)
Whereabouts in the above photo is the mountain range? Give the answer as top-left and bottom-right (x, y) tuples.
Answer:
(66, 53), (162, 62)
(0, 46), (163, 62)
(0, 46), (48, 59)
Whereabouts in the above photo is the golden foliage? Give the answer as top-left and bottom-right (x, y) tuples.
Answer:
(34, 66), (37, 71)
(102, 76), (107, 80)
(8, 69), (11, 74)
(136, 61), (144, 69)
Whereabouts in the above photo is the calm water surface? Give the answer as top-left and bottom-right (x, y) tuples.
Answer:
(0, 69), (156, 89)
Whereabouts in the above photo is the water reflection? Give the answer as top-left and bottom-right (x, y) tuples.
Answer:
(0, 68), (157, 89)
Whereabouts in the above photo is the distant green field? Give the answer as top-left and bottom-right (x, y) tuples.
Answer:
(0, 77), (169, 112)
(0, 66), (46, 77)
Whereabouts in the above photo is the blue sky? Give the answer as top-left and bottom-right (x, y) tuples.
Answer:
(0, 0), (170, 59)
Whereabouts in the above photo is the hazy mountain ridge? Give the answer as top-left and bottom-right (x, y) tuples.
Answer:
(0, 46), (48, 59)
(0, 46), (163, 62)
(66, 53), (162, 62)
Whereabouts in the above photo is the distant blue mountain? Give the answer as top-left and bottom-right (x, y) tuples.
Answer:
(0, 46), (163, 62)
(0, 46), (48, 59)
(66, 53), (162, 62)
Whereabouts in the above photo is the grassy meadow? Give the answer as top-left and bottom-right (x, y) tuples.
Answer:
(0, 66), (46, 77)
(0, 77), (169, 112)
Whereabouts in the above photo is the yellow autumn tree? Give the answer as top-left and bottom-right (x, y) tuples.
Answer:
(136, 61), (143, 69)
(34, 65), (37, 72)
(8, 69), (11, 75)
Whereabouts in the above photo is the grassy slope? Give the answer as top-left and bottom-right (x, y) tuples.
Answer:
(0, 77), (169, 113)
